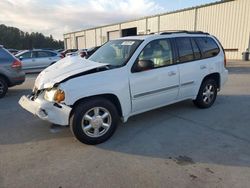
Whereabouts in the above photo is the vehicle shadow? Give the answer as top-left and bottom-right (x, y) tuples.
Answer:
(227, 64), (250, 74)
(97, 94), (250, 167)
(2, 91), (250, 168)
(0, 88), (72, 145)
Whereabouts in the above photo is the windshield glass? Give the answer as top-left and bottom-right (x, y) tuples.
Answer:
(88, 40), (142, 67)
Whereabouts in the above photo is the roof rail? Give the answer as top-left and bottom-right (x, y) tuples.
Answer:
(160, 30), (210, 35)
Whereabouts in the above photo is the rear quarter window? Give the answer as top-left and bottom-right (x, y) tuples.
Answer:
(49, 52), (57, 57)
(194, 37), (220, 58)
(37, 51), (50, 58)
(0, 48), (13, 61)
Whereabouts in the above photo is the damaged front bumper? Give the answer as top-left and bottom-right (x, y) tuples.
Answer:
(19, 94), (71, 126)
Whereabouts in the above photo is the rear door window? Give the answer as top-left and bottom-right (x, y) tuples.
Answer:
(48, 52), (57, 57)
(20, 52), (32, 59)
(37, 51), (51, 58)
(194, 37), (220, 58)
(191, 39), (202, 60)
(176, 38), (194, 63)
(0, 48), (12, 59)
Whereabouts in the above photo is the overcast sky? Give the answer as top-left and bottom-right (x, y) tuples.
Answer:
(0, 0), (218, 40)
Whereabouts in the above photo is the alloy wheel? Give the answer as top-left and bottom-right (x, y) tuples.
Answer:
(202, 84), (215, 104)
(81, 107), (112, 138)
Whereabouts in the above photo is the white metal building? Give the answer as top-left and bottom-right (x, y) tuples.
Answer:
(64, 0), (250, 59)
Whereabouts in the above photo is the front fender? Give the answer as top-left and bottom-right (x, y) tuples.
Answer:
(59, 68), (132, 118)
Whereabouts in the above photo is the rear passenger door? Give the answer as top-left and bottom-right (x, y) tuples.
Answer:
(175, 37), (209, 99)
(35, 51), (54, 68)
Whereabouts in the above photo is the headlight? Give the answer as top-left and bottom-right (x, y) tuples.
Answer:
(44, 88), (65, 103)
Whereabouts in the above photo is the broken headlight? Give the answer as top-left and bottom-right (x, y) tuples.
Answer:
(44, 88), (65, 103)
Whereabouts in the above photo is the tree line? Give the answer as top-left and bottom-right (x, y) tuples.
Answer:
(0, 24), (64, 50)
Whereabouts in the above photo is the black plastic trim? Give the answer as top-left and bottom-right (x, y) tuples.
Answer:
(133, 85), (179, 99)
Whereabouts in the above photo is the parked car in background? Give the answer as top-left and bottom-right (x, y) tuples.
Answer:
(19, 31), (228, 145)
(78, 49), (87, 58)
(66, 51), (79, 57)
(61, 49), (78, 57)
(85, 46), (100, 59)
(15, 49), (63, 73)
(0, 45), (25, 98)
(77, 46), (100, 59)
(41, 48), (55, 51)
(7, 49), (19, 55)
(56, 49), (64, 53)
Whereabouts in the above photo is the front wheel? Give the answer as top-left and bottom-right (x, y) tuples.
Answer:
(193, 79), (218, 108)
(70, 98), (119, 145)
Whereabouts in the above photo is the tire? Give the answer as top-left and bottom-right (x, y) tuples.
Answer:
(0, 76), (8, 98)
(70, 97), (119, 145)
(193, 79), (218, 109)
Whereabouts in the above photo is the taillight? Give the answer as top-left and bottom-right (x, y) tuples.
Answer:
(12, 59), (22, 68)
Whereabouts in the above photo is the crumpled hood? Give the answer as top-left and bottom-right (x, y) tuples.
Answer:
(34, 56), (108, 90)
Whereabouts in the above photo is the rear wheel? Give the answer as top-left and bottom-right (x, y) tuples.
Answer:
(70, 98), (119, 145)
(193, 79), (217, 108)
(0, 76), (8, 98)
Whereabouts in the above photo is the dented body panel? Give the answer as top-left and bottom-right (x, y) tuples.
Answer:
(19, 94), (71, 126)
(34, 56), (109, 90)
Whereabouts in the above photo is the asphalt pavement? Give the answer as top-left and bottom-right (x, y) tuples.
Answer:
(1, 61), (250, 188)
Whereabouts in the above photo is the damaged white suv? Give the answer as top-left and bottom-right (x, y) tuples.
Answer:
(19, 31), (228, 145)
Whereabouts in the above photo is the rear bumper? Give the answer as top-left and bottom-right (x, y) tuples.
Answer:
(9, 71), (25, 86)
(19, 95), (71, 126)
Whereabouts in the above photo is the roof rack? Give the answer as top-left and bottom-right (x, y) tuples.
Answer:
(160, 30), (210, 35)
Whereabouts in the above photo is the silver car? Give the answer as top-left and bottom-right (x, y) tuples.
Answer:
(15, 49), (62, 72)
(0, 45), (25, 98)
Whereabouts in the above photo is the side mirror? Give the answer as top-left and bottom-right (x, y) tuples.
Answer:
(133, 60), (154, 72)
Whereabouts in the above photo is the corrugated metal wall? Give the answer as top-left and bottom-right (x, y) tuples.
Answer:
(147, 17), (158, 34)
(108, 30), (120, 40)
(76, 36), (85, 49)
(196, 0), (250, 59)
(160, 9), (196, 31)
(85, 29), (96, 48)
(121, 19), (147, 34)
(64, 0), (249, 59)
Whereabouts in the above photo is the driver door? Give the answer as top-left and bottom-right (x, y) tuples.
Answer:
(129, 39), (179, 113)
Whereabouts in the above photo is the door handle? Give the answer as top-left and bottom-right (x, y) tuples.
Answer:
(32, 59), (35, 62)
(200, 65), (207, 70)
(168, 71), (176, 76)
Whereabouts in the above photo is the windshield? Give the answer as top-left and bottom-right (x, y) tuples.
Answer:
(88, 40), (142, 67)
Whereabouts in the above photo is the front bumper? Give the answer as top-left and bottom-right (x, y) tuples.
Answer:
(19, 95), (71, 126)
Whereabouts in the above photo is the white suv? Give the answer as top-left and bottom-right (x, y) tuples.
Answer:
(19, 31), (228, 145)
